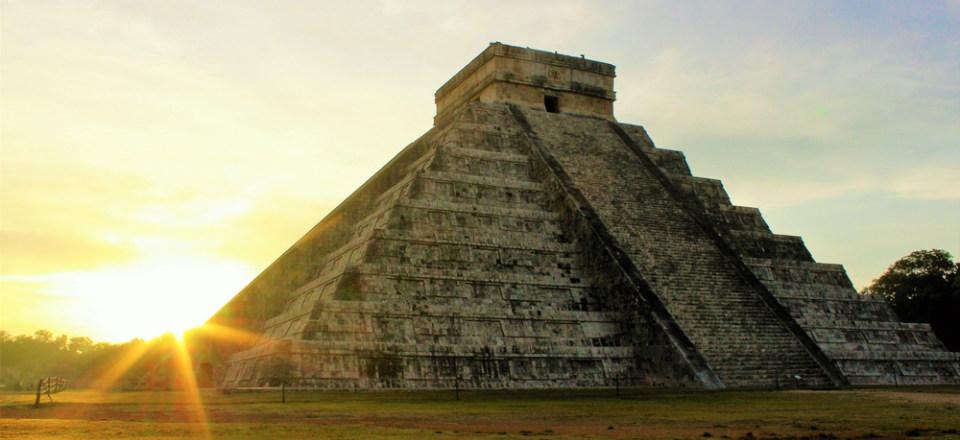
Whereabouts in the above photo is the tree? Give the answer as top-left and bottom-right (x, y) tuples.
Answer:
(862, 249), (960, 351)
(68, 337), (93, 354)
(265, 356), (295, 387)
(33, 330), (53, 343)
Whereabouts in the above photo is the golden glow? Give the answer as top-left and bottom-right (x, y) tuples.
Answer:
(3, 2), (958, 344)
(87, 341), (151, 391)
(0, 2), (410, 342)
(172, 337), (211, 439)
(3, 256), (255, 341)
(78, 332), (211, 437)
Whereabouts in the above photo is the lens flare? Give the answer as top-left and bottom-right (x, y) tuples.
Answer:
(173, 336), (211, 439)
(88, 342), (151, 390)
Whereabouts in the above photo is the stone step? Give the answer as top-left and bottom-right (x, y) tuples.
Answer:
(393, 199), (559, 221)
(693, 342), (805, 350)
(373, 228), (577, 253)
(648, 148), (692, 176)
(820, 344), (958, 359)
(442, 145), (529, 163)
(744, 258), (854, 288)
(439, 125), (528, 155)
(670, 174), (733, 206)
(824, 348), (960, 361)
(412, 190), (545, 211)
(442, 103), (521, 128)
(766, 281), (864, 301)
(410, 177), (547, 210)
(385, 208), (565, 244)
(674, 321), (799, 332)
(779, 297), (898, 322)
(668, 298), (790, 307)
(720, 372), (833, 388)
(433, 147), (531, 180)
(706, 204), (771, 233)
(725, 230), (814, 262)
(713, 368), (825, 378)
(240, 339), (636, 359)
(683, 327), (803, 336)
(795, 317), (935, 332)
(365, 242), (582, 278)
(306, 304), (619, 324)
(713, 365), (828, 375)
(349, 263), (591, 288)
(420, 170), (543, 190)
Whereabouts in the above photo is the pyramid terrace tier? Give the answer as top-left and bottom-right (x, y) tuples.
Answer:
(211, 98), (959, 389)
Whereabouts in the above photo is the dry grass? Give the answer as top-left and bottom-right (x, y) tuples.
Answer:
(1, 387), (958, 439)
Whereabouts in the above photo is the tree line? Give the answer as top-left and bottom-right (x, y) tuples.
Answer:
(0, 331), (211, 391)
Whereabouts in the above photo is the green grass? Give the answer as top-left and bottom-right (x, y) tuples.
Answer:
(1, 387), (958, 439)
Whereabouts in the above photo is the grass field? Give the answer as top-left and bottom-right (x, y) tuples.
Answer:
(1, 387), (958, 439)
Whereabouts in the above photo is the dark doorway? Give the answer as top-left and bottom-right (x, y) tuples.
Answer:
(544, 95), (559, 113)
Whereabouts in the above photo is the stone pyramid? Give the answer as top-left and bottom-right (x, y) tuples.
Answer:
(210, 43), (959, 389)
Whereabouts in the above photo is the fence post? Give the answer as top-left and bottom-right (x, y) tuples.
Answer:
(34, 379), (42, 407)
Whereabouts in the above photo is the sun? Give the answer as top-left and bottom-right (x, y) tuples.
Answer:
(43, 255), (255, 342)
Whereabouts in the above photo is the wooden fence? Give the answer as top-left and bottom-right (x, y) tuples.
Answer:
(34, 376), (67, 407)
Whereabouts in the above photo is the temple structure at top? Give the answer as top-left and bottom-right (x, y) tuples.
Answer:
(435, 43), (616, 123)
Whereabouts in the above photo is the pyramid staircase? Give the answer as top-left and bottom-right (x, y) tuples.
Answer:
(513, 107), (839, 388)
(613, 124), (960, 386)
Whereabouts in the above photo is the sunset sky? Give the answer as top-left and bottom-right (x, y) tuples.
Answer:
(2, 1), (958, 342)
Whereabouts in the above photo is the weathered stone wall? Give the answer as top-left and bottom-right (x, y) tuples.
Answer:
(221, 103), (640, 389)
(616, 124), (960, 386)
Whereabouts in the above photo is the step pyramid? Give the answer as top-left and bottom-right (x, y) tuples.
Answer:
(209, 43), (960, 389)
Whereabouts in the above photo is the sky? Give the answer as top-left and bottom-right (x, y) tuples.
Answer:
(2, 1), (958, 342)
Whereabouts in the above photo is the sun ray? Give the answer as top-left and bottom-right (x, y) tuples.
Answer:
(194, 322), (265, 347)
(173, 336), (211, 439)
(87, 341), (151, 390)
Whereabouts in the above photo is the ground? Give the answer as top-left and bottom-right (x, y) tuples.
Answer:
(1, 387), (958, 439)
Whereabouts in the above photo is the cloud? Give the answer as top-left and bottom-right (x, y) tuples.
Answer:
(612, 33), (959, 212)
(619, 42), (958, 149)
(889, 165), (960, 200)
(723, 166), (960, 212)
(723, 176), (873, 209)
(0, 230), (139, 275)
